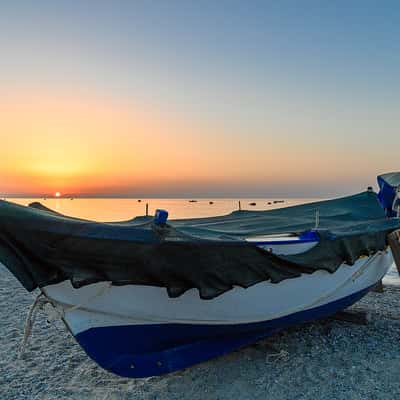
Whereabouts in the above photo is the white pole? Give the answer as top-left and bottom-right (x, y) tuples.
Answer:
(314, 209), (320, 229)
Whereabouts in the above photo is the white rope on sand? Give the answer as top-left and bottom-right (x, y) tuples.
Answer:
(19, 282), (113, 357)
(19, 293), (50, 357)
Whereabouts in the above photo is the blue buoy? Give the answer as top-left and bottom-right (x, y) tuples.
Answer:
(154, 209), (168, 226)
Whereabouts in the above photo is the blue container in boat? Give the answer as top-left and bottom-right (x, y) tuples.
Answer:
(154, 209), (168, 226)
(299, 229), (320, 241)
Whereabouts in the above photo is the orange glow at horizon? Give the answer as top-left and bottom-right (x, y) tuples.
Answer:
(0, 89), (372, 197)
(0, 89), (217, 196)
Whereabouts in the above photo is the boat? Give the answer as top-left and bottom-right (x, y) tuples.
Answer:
(1, 173), (400, 378)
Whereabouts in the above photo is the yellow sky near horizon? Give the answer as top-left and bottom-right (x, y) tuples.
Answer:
(1, 90), (215, 195)
(0, 89), (384, 197)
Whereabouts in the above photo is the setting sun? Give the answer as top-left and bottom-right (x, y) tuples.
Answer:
(55, 192), (61, 198)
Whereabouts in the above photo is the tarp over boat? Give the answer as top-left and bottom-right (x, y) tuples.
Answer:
(377, 172), (400, 217)
(0, 190), (399, 299)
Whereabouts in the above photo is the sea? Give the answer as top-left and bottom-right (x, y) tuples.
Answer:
(8, 197), (320, 221)
(6, 197), (400, 285)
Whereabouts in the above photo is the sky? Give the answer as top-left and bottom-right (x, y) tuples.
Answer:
(1, 1), (399, 197)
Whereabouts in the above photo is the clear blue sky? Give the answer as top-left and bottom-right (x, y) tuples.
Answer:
(1, 1), (399, 197)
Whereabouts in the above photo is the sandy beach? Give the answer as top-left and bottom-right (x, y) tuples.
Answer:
(0, 264), (399, 400)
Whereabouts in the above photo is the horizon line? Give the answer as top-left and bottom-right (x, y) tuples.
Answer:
(1, 194), (325, 200)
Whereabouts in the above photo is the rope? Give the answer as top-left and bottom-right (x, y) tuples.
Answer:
(19, 283), (112, 358)
(19, 293), (50, 357)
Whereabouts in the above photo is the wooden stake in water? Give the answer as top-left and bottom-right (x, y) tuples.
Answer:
(238, 201), (242, 211)
(146, 203), (149, 217)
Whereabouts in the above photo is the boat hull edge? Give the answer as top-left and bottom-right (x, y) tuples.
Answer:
(75, 284), (373, 378)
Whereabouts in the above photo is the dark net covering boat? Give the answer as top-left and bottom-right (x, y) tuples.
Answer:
(0, 188), (399, 299)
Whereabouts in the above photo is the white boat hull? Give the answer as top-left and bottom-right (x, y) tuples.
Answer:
(40, 240), (394, 378)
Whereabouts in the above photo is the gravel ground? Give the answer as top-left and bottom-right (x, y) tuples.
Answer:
(1, 264), (400, 400)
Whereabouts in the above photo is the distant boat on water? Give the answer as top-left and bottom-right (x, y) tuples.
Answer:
(189, 200), (198, 203)
(273, 200), (285, 204)
(249, 202), (256, 206)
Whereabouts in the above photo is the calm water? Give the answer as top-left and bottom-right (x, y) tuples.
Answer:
(8, 197), (321, 221)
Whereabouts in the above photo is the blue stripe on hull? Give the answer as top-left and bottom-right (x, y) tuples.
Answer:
(75, 285), (373, 378)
